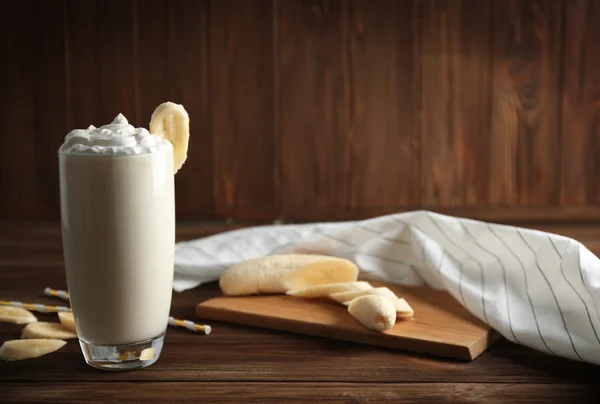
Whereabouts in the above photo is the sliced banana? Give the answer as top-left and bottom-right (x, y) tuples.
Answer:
(0, 339), (66, 361)
(394, 298), (415, 318)
(21, 322), (78, 340)
(343, 297), (414, 316)
(0, 306), (37, 324)
(348, 295), (397, 332)
(332, 287), (414, 317)
(286, 281), (372, 298)
(280, 259), (359, 291)
(57, 312), (77, 332)
(219, 254), (341, 296)
(149, 101), (190, 174)
(330, 287), (397, 304)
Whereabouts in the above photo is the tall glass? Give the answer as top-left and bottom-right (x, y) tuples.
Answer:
(59, 147), (175, 371)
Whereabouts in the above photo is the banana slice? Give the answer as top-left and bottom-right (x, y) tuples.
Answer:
(21, 322), (78, 340)
(219, 254), (341, 296)
(333, 287), (415, 317)
(330, 287), (398, 304)
(149, 101), (190, 174)
(394, 298), (415, 318)
(0, 306), (37, 324)
(343, 297), (414, 316)
(57, 312), (77, 332)
(280, 259), (359, 290)
(0, 339), (66, 361)
(286, 281), (372, 298)
(348, 295), (397, 332)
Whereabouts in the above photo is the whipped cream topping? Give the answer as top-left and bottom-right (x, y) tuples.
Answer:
(59, 114), (172, 155)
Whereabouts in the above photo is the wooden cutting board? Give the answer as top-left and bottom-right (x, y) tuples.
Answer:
(195, 281), (501, 361)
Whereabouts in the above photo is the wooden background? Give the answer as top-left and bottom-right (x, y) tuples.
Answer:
(1, 0), (599, 224)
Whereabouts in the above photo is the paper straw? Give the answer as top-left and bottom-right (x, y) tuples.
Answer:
(169, 316), (211, 335)
(44, 287), (70, 302)
(0, 300), (71, 313)
(39, 288), (213, 335)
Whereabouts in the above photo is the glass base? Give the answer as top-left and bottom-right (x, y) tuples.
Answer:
(79, 332), (165, 371)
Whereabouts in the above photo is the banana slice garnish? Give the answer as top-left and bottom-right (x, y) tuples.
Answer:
(149, 101), (190, 174)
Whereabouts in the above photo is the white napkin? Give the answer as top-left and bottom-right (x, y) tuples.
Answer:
(173, 210), (600, 366)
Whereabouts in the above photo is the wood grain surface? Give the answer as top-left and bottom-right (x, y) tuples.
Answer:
(279, 0), (351, 215)
(420, 0), (492, 207)
(66, 0), (136, 134)
(561, 0), (600, 206)
(196, 281), (498, 361)
(490, 0), (562, 206)
(210, 0), (277, 220)
(3, 383), (600, 403)
(134, 0), (214, 219)
(2, 0), (600, 226)
(347, 0), (421, 210)
(1, 223), (600, 404)
(0, 0), (67, 221)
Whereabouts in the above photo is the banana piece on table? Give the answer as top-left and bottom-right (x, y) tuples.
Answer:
(280, 259), (359, 291)
(0, 339), (66, 361)
(57, 312), (77, 333)
(149, 101), (190, 174)
(21, 322), (77, 340)
(0, 306), (37, 324)
(348, 295), (397, 332)
(219, 254), (340, 296)
(286, 281), (372, 298)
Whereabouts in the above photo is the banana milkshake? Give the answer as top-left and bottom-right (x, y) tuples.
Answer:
(58, 102), (189, 370)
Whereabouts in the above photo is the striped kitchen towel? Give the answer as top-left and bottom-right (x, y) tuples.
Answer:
(173, 210), (600, 366)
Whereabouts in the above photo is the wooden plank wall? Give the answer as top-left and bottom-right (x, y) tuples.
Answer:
(0, 0), (599, 224)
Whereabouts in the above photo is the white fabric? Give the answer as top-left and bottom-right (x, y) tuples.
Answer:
(173, 210), (600, 366)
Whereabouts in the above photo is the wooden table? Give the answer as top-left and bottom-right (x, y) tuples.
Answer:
(2, 223), (600, 403)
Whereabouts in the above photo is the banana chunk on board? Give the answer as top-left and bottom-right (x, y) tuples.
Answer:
(280, 259), (359, 291)
(342, 297), (414, 317)
(348, 295), (397, 332)
(331, 287), (415, 318)
(393, 298), (415, 318)
(219, 254), (356, 296)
